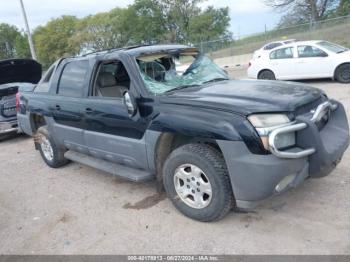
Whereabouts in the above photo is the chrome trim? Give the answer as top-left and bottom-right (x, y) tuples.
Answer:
(269, 123), (315, 159)
(256, 121), (296, 136)
(253, 100), (337, 158)
(310, 101), (337, 123)
(0, 127), (18, 134)
(0, 121), (18, 134)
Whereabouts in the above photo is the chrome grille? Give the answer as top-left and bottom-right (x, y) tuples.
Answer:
(294, 96), (327, 116)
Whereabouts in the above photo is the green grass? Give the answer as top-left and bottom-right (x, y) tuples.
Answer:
(203, 19), (350, 59)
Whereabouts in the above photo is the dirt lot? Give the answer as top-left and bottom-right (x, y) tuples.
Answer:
(1, 70), (350, 255)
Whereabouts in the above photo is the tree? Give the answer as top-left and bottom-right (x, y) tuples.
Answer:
(134, 0), (230, 43)
(0, 23), (20, 59)
(0, 23), (30, 59)
(33, 16), (79, 68)
(14, 32), (31, 58)
(71, 0), (231, 49)
(15, 1), (230, 65)
(131, 0), (167, 43)
(265, 0), (339, 26)
(189, 6), (231, 43)
(332, 0), (350, 16)
(158, 0), (203, 42)
(71, 10), (129, 52)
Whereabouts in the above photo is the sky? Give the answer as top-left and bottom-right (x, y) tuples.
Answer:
(0, 0), (281, 38)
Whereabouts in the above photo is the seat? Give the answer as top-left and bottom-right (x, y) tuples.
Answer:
(303, 46), (314, 57)
(96, 72), (126, 98)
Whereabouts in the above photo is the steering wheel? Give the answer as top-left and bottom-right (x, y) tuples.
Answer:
(144, 61), (166, 81)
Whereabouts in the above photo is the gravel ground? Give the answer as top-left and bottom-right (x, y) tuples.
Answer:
(0, 70), (349, 255)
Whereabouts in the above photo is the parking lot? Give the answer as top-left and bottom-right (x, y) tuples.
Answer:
(1, 70), (350, 255)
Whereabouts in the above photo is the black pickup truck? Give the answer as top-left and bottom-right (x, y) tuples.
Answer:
(18, 45), (349, 221)
(0, 59), (41, 139)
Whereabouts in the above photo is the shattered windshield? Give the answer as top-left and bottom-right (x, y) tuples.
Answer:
(137, 51), (229, 94)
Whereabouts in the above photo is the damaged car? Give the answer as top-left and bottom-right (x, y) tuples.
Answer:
(18, 45), (349, 222)
(0, 59), (41, 139)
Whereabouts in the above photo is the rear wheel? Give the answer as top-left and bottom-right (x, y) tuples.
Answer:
(335, 64), (350, 83)
(258, 70), (276, 80)
(35, 126), (69, 168)
(163, 143), (234, 222)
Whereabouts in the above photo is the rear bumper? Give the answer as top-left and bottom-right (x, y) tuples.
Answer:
(0, 119), (18, 135)
(218, 100), (349, 209)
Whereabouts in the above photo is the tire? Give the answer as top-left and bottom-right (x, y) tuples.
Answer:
(258, 70), (276, 80)
(335, 64), (350, 83)
(35, 126), (69, 168)
(163, 143), (234, 222)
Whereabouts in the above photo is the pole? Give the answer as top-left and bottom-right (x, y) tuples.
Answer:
(19, 0), (37, 60)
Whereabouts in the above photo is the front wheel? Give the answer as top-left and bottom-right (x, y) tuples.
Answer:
(35, 126), (69, 168)
(163, 144), (234, 222)
(335, 64), (350, 83)
(258, 70), (276, 80)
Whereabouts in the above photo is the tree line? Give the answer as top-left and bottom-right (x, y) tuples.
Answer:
(0, 0), (231, 68)
(1, 0), (349, 68)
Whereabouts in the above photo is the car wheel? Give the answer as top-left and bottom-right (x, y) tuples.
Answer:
(335, 64), (350, 83)
(258, 70), (276, 80)
(163, 143), (234, 222)
(35, 126), (69, 168)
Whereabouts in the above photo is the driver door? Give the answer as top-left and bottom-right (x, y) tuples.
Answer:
(82, 59), (149, 169)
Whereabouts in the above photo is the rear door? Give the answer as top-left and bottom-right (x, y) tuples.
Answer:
(295, 45), (333, 78)
(18, 64), (56, 135)
(269, 46), (297, 79)
(50, 59), (91, 153)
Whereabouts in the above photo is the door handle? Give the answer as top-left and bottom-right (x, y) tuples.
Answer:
(55, 105), (61, 110)
(85, 108), (94, 114)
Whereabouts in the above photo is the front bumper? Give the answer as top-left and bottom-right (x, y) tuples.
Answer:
(218, 100), (349, 209)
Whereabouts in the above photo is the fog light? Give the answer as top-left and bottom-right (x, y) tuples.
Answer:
(274, 132), (296, 149)
(275, 174), (296, 193)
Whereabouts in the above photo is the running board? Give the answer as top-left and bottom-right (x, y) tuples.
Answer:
(64, 150), (155, 182)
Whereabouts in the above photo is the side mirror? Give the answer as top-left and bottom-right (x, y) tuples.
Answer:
(123, 91), (137, 117)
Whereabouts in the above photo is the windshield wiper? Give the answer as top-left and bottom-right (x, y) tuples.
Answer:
(164, 84), (200, 94)
(202, 78), (229, 84)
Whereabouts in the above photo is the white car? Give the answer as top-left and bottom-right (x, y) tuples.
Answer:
(248, 40), (350, 83)
(253, 39), (297, 59)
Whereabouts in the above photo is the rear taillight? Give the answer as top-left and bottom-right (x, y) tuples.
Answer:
(16, 92), (21, 112)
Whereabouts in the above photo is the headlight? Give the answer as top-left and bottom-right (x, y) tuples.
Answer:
(248, 114), (295, 151)
(248, 114), (290, 128)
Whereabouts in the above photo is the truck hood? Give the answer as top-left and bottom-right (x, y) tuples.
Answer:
(0, 59), (42, 85)
(161, 80), (323, 115)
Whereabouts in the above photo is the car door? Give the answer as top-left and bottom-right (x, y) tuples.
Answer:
(269, 46), (296, 79)
(50, 59), (91, 154)
(295, 45), (333, 78)
(81, 58), (149, 170)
